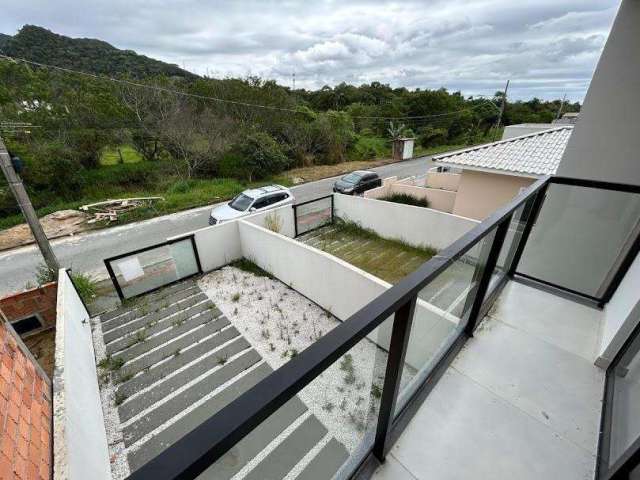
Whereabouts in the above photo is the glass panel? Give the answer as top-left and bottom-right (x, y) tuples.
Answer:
(609, 327), (640, 467)
(111, 238), (199, 298)
(518, 184), (640, 298)
(485, 200), (531, 295)
(395, 229), (497, 414)
(296, 197), (332, 235)
(188, 315), (395, 480)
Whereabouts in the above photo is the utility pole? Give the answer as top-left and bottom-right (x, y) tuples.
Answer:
(493, 79), (510, 141)
(556, 93), (567, 120)
(0, 136), (60, 274)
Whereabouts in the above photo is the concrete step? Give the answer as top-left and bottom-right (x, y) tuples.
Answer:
(128, 362), (273, 471)
(100, 279), (196, 322)
(106, 301), (219, 355)
(101, 281), (198, 324)
(242, 415), (326, 480)
(115, 318), (231, 380)
(197, 396), (308, 479)
(116, 326), (242, 399)
(103, 291), (207, 343)
(119, 342), (256, 423)
(112, 309), (219, 363)
(296, 438), (350, 480)
(122, 351), (265, 445)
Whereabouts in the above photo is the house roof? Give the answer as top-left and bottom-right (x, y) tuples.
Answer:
(432, 126), (573, 176)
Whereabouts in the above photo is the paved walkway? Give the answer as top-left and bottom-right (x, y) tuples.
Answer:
(98, 279), (348, 479)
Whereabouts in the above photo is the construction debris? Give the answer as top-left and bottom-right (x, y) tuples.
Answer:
(0, 210), (90, 251)
(80, 197), (164, 224)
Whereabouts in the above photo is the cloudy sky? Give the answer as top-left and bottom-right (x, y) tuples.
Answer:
(2, 0), (620, 101)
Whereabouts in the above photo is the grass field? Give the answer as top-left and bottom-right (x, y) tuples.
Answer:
(0, 174), (290, 230)
(0, 134), (499, 233)
(99, 145), (143, 165)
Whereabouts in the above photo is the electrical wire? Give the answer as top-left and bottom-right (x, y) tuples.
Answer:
(0, 53), (500, 121)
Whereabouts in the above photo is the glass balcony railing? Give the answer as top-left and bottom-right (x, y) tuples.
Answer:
(121, 175), (640, 480)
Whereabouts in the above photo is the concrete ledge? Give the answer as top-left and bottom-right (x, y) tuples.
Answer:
(53, 270), (111, 480)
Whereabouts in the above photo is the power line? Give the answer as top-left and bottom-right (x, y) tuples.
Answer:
(0, 54), (499, 122)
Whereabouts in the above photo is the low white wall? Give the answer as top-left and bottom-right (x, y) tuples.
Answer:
(172, 221), (243, 272)
(334, 194), (478, 250)
(237, 220), (459, 370)
(242, 204), (296, 238)
(53, 270), (111, 480)
(596, 253), (640, 368)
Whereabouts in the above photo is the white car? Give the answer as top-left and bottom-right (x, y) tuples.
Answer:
(209, 185), (294, 225)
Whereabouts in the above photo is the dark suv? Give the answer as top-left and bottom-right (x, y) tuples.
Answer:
(333, 170), (382, 195)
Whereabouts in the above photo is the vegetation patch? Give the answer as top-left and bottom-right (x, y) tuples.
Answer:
(309, 219), (436, 284)
(379, 192), (430, 208)
(229, 258), (273, 278)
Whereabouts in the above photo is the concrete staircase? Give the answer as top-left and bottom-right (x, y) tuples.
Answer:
(99, 280), (349, 479)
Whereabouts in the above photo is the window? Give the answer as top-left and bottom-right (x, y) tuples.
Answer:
(11, 315), (42, 335)
(229, 193), (254, 212)
(342, 173), (363, 184)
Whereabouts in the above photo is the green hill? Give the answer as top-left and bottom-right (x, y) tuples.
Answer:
(0, 25), (196, 79)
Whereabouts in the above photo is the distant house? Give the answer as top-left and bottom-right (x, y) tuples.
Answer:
(432, 126), (573, 220)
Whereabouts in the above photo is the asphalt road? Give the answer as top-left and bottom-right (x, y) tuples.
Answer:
(0, 155), (433, 295)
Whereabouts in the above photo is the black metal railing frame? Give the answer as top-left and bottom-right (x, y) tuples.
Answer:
(292, 194), (334, 237)
(122, 175), (640, 480)
(104, 234), (202, 301)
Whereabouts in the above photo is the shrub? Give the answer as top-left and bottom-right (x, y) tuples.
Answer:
(35, 262), (56, 285)
(264, 211), (283, 233)
(230, 132), (290, 181)
(418, 126), (448, 148)
(168, 179), (195, 195)
(71, 272), (98, 302)
(380, 193), (430, 208)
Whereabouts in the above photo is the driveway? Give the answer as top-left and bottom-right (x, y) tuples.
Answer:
(0, 155), (433, 295)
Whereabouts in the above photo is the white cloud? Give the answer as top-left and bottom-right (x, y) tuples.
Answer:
(0, 0), (620, 100)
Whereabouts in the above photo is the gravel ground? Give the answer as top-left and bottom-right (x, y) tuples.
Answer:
(199, 266), (416, 453)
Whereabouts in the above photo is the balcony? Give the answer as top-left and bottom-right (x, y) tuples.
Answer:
(53, 175), (640, 480)
(373, 279), (604, 480)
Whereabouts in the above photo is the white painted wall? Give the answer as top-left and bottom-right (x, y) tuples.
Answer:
(334, 194), (478, 250)
(190, 221), (243, 272)
(519, 0), (640, 299)
(596, 252), (640, 368)
(242, 203), (296, 238)
(53, 270), (111, 480)
(237, 220), (459, 370)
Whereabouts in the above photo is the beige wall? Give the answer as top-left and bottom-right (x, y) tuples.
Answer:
(452, 170), (535, 220)
(364, 181), (457, 213)
(426, 172), (460, 191)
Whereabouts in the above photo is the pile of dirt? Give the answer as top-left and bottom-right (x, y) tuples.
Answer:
(0, 209), (91, 251)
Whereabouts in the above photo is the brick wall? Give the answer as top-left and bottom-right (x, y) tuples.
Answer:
(0, 283), (57, 331)
(0, 322), (52, 480)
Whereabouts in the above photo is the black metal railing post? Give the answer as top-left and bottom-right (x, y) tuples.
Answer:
(330, 194), (335, 224)
(292, 204), (298, 237)
(507, 182), (548, 277)
(104, 259), (125, 301)
(464, 217), (511, 336)
(373, 296), (417, 461)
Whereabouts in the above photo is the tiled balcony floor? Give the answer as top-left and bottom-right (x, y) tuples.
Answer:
(373, 280), (605, 480)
